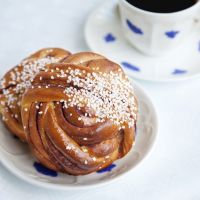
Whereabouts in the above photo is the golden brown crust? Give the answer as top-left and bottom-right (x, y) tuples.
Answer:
(21, 52), (137, 175)
(0, 48), (71, 141)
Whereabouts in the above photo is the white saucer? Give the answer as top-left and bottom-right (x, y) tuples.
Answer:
(0, 80), (158, 190)
(85, 0), (200, 82)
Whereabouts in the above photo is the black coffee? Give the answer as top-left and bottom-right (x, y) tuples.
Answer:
(126, 0), (198, 13)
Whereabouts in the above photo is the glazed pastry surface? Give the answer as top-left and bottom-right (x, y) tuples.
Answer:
(21, 52), (138, 175)
(0, 48), (71, 141)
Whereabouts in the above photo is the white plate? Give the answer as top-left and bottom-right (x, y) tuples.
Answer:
(0, 80), (158, 190)
(85, 0), (200, 82)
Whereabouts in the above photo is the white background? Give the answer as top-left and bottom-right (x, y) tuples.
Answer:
(0, 0), (200, 199)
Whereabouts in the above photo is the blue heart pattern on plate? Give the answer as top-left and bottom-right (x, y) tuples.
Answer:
(33, 162), (117, 177)
(33, 162), (58, 177)
(97, 164), (116, 173)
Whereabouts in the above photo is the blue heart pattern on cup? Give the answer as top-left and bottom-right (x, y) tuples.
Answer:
(126, 19), (180, 39)
(126, 19), (143, 35)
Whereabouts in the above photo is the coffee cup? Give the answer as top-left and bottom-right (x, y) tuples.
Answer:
(119, 0), (200, 56)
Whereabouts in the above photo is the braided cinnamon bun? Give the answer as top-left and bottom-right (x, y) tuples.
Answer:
(21, 52), (138, 175)
(0, 48), (71, 141)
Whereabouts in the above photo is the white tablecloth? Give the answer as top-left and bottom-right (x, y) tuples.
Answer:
(0, 0), (200, 199)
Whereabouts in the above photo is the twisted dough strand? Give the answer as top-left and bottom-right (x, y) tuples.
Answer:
(0, 48), (71, 141)
(21, 52), (137, 175)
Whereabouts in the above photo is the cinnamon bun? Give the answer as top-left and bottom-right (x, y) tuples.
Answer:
(21, 52), (138, 175)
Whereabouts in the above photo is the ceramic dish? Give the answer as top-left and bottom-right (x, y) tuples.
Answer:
(85, 0), (200, 82)
(0, 80), (158, 190)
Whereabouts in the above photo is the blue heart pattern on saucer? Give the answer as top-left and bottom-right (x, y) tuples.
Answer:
(33, 162), (116, 176)
(172, 69), (187, 75)
(165, 31), (179, 38)
(126, 19), (143, 35)
(102, 31), (200, 76)
(121, 61), (188, 75)
(104, 33), (116, 42)
(121, 62), (140, 72)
